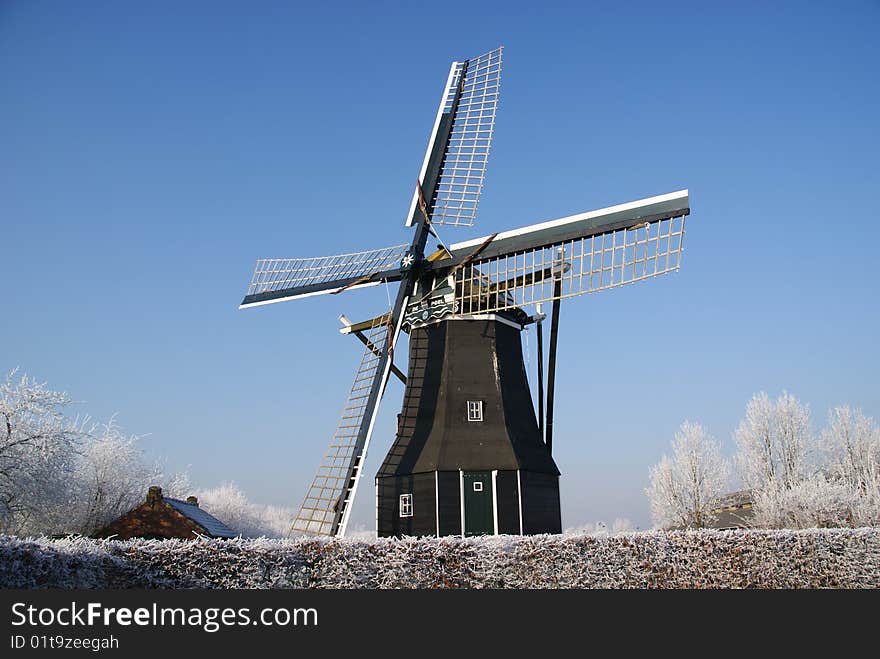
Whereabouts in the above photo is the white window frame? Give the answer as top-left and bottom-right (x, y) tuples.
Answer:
(473, 481), (483, 492)
(467, 400), (484, 422)
(399, 493), (413, 518)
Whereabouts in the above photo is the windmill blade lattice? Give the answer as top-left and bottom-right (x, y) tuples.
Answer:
(406, 47), (503, 228)
(241, 244), (408, 308)
(290, 316), (393, 536)
(451, 197), (688, 315)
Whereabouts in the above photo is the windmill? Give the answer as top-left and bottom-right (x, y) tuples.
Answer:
(240, 47), (690, 537)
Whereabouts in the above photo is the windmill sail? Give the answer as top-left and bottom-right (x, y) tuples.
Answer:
(406, 47), (503, 228)
(290, 316), (394, 536)
(444, 190), (690, 314)
(240, 244), (408, 308)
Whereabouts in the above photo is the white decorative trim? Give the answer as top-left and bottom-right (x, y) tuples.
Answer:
(458, 314), (524, 330)
(405, 62), (460, 227)
(239, 281), (380, 309)
(492, 470), (499, 535)
(421, 313), (524, 331)
(449, 190), (690, 251)
(516, 470), (523, 535)
(459, 469), (465, 537)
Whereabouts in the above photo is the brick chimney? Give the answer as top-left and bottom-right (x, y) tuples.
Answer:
(146, 486), (163, 506)
(186, 496), (199, 507)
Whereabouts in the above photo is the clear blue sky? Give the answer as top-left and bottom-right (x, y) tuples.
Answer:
(2, 1), (878, 531)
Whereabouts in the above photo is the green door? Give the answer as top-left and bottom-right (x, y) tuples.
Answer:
(463, 471), (494, 536)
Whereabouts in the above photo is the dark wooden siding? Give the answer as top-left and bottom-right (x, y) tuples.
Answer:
(436, 471), (462, 536)
(378, 319), (559, 477)
(495, 470), (521, 534)
(377, 317), (562, 537)
(377, 473), (436, 537)
(496, 323), (559, 475)
(377, 325), (445, 477)
(376, 476), (397, 537)
(520, 471), (561, 534)
(412, 472), (436, 536)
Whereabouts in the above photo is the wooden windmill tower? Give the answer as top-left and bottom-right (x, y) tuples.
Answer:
(240, 47), (690, 537)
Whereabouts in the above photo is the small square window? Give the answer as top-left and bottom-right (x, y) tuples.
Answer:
(399, 493), (413, 518)
(473, 481), (483, 492)
(467, 400), (483, 422)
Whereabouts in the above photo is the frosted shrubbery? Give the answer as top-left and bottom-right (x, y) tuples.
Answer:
(647, 393), (880, 529)
(2, 529), (878, 589)
(563, 518), (635, 535)
(193, 483), (295, 538)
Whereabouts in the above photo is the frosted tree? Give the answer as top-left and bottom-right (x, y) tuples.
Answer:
(733, 392), (775, 490)
(1, 370), (190, 536)
(62, 419), (191, 535)
(0, 371), (84, 535)
(194, 482), (252, 534)
(821, 406), (880, 525)
(194, 482), (295, 538)
(730, 392), (878, 528)
(734, 391), (813, 492)
(775, 392), (812, 487)
(646, 421), (730, 529)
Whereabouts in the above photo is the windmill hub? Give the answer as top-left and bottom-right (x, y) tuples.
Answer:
(239, 46), (691, 538)
(399, 248), (421, 274)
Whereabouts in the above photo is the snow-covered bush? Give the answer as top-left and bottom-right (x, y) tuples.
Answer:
(2, 529), (878, 589)
(194, 483), (295, 538)
(821, 406), (880, 526)
(563, 519), (634, 535)
(751, 475), (860, 528)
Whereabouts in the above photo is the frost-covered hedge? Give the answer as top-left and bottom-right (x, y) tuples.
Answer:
(2, 529), (878, 589)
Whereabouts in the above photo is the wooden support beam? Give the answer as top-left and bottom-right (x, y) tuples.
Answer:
(341, 312), (392, 335)
(353, 330), (406, 385)
(537, 317), (545, 440)
(545, 278), (562, 455)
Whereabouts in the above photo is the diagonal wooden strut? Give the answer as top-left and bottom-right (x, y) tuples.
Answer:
(450, 232), (498, 276)
(416, 180), (430, 225)
(353, 330), (406, 385)
(332, 272), (378, 295)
